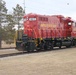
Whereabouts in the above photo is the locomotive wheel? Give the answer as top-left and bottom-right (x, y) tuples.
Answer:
(50, 44), (54, 50)
(66, 41), (72, 48)
(66, 44), (71, 48)
(44, 42), (54, 50)
(36, 48), (41, 52)
(66, 45), (70, 48)
(44, 45), (48, 50)
(58, 41), (62, 49)
(59, 44), (61, 49)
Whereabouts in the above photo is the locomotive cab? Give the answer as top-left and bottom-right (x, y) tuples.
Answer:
(15, 14), (38, 51)
(24, 13), (37, 38)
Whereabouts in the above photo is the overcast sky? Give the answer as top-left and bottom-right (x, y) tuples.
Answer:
(4, 0), (76, 19)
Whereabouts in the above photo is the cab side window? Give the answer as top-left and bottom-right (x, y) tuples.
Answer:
(39, 17), (48, 21)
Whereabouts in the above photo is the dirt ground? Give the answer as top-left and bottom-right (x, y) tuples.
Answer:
(0, 48), (76, 75)
(1, 41), (15, 48)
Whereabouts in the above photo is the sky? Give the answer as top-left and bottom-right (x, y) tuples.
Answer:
(4, 0), (76, 20)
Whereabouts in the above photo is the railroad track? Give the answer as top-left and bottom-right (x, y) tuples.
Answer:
(0, 52), (25, 58)
(0, 47), (75, 58)
(0, 47), (15, 50)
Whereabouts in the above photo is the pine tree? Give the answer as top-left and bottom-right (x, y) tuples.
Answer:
(13, 4), (25, 29)
(4, 14), (15, 44)
(0, 0), (7, 48)
(12, 4), (25, 40)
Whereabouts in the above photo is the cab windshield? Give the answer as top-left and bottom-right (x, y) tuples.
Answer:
(29, 18), (36, 21)
(24, 17), (36, 22)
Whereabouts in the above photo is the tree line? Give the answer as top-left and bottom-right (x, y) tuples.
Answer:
(0, 0), (25, 48)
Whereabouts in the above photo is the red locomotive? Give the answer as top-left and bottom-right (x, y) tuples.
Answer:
(16, 13), (76, 51)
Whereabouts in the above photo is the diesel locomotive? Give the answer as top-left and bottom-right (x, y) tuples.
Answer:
(15, 13), (76, 52)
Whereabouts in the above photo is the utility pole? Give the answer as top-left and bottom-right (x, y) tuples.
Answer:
(23, 0), (26, 15)
(17, 11), (20, 40)
(0, 9), (1, 48)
